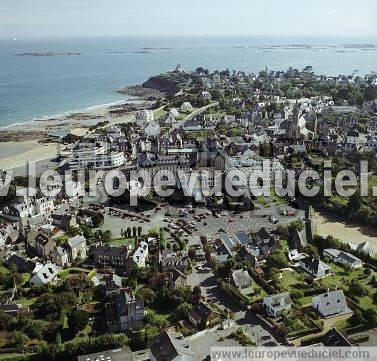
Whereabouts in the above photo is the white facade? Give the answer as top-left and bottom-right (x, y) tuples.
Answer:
(132, 240), (148, 267)
(143, 120), (160, 137)
(69, 143), (125, 170)
(29, 262), (59, 286)
(135, 110), (154, 127)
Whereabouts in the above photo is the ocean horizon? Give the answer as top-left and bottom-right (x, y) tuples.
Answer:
(1, 35), (377, 128)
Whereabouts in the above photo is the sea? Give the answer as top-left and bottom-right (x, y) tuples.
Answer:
(0, 36), (376, 128)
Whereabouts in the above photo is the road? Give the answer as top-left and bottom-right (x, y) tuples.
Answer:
(172, 102), (219, 131)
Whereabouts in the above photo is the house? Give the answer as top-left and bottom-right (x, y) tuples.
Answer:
(167, 267), (187, 288)
(135, 109), (154, 127)
(0, 303), (30, 316)
(188, 302), (219, 329)
(159, 251), (190, 273)
(4, 254), (39, 273)
(52, 246), (70, 267)
(67, 235), (87, 261)
(29, 262), (59, 286)
(299, 256), (331, 278)
(92, 273), (123, 296)
(34, 233), (55, 258)
(51, 213), (77, 230)
(287, 249), (308, 262)
(323, 248), (362, 269)
(346, 130), (365, 146)
(230, 269), (253, 295)
(144, 120), (160, 137)
(104, 289), (144, 332)
(320, 328), (352, 346)
(93, 245), (130, 271)
(149, 330), (194, 361)
(201, 91), (212, 99)
(132, 240), (148, 268)
(77, 347), (134, 361)
(312, 290), (351, 318)
(181, 102), (193, 112)
(262, 292), (292, 317)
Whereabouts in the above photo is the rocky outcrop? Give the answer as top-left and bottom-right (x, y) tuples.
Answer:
(141, 75), (180, 94)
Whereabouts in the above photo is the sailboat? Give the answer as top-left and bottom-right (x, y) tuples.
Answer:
(13, 36), (17, 41)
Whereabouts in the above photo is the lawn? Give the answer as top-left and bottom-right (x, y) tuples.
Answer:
(109, 237), (135, 248)
(322, 262), (377, 312)
(280, 269), (306, 292)
(59, 267), (91, 279)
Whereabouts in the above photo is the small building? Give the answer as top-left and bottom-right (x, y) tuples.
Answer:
(323, 249), (362, 269)
(92, 273), (123, 296)
(312, 290), (351, 318)
(167, 267), (187, 288)
(150, 330), (194, 361)
(132, 240), (148, 268)
(29, 262), (59, 286)
(262, 292), (292, 318)
(104, 289), (144, 332)
(52, 246), (70, 267)
(181, 102), (193, 112)
(67, 235), (87, 261)
(188, 302), (218, 329)
(299, 256), (331, 278)
(230, 269), (253, 295)
(320, 328), (352, 346)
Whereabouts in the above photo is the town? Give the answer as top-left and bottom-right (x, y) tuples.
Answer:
(0, 64), (377, 361)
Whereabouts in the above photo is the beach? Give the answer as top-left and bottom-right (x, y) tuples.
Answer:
(0, 99), (152, 171)
(315, 211), (377, 253)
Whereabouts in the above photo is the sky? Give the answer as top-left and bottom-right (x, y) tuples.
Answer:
(0, 0), (376, 39)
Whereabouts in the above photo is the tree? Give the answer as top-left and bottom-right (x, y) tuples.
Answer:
(266, 250), (288, 269)
(133, 226), (137, 237)
(173, 302), (193, 320)
(68, 310), (89, 334)
(137, 287), (156, 306)
(288, 219), (304, 234)
(127, 227), (132, 238)
(348, 281), (367, 297)
(138, 226), (143, 236)
(363, 308), (377, 327)
(13, 331), (30, 348)
(0, 311), (11, 331)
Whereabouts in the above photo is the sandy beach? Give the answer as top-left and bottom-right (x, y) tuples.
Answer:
(315, 211), (377, 253)
(0, 99), (152, 170)
(0, 141), (61, 170)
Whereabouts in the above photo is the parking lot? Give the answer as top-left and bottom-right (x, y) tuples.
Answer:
(95, 199), (304, 244)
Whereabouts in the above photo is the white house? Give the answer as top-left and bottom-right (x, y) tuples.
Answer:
(135, 109), (154, 127)
(143, 120), (160, 137)
(52, 246), (70, 267)
(67, 235), (87, 261)
(29, 262), (60, 286)
(181, 102), (193, 112)
(346, 130), (365, 146)
(312, 290), (351, 318)
(132, 240), (149, 268)
(323, 249), (362, 269)
(263, 292), (292, 317)
(299, 256), (331, 278)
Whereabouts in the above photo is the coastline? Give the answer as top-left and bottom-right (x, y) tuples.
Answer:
(0, 97), (154, 170)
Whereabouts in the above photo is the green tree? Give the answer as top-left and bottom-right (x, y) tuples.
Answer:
(68, 310), (89, 334)
(13, 331), (30, 348)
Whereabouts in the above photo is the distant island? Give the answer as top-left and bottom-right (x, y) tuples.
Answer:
(16, 51), (82, 57)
